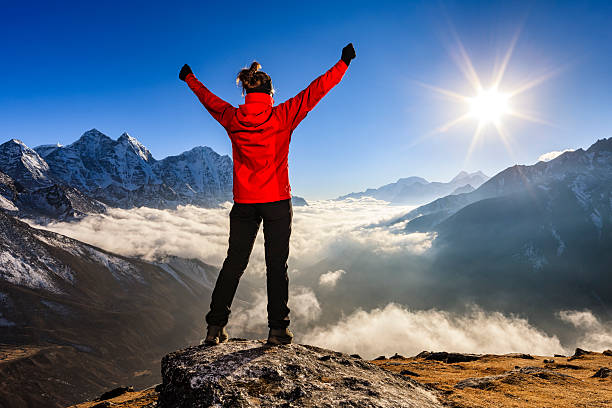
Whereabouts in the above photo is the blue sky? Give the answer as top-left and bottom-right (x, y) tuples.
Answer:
(1, 0), (611, 199)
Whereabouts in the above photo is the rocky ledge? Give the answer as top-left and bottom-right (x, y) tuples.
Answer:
(157, 339), (443, 408)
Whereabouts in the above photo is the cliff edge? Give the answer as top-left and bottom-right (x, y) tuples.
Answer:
(157, 338), (443, 408)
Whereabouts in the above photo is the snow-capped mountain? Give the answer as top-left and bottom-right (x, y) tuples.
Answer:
(152, 145), (233, 207)
(36, 128), (233, 209)
(337, 171), (489, 205)
(0, 138), (53, 190)
(0, 140), (106, 220)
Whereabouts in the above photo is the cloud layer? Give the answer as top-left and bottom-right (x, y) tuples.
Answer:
(302, 303), (568, 359)
(557, 309), (612, 352)
(29, 198), (610, 357)
(33, 198), (426, 278)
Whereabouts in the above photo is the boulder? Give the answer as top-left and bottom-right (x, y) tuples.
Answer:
(592, 367), (611, 378)
(158, 339), (443, 408)
(416, 351), (482, 363)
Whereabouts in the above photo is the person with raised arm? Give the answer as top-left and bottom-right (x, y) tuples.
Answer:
(179, 43), (356, 345)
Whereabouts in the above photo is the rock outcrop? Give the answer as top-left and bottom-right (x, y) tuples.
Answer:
(158, 339), (443, 408)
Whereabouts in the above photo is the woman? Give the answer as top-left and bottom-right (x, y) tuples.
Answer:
(179, 43), (355, 345)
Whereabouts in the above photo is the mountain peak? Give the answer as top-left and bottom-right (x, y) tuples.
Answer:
(1, 139), (27, 149)
(450, 171), (469, 183)
(77, 128), (112, 144)
(587, 137), (612, 153)
(117, 132), (153, 162)
(0, 138), (52, 189)
(117, 131), (134, 142)
(450, 170), (488, 184)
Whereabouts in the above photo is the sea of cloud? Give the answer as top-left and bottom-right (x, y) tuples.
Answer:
(31, 198), (610, 358)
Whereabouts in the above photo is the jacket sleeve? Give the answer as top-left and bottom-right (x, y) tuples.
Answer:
(276, 59), (349, 131)
(185, 73), (235, 129)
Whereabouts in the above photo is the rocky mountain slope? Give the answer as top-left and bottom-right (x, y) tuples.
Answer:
(0, 210), (254, 407)
(337, 171), (488, 205)
(0, 140), (105, 220)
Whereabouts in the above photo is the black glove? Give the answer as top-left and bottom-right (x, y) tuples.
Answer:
(341, 43), (356, 66)
(179, 64), (192, 81)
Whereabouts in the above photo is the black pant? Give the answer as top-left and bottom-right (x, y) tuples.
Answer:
(205, 198), (292, 329)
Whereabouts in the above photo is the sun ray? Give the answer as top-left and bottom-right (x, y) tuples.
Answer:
(507, 65), (566, 97)
(434, 112), (472, 133)
(464, 121), (485, 164)
(452, 36), (483, 92)
(443, 20), (483, 92)
(414, 81), (469, 102)
(493, 121), (515, 159)
(492, 28), (521, 89)
(507, 110), (556, 127)
(406, 112), (472, 149)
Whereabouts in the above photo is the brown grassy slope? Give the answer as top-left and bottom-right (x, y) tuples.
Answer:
(372, 349), (612, 408)
(68, 349), (612, 408)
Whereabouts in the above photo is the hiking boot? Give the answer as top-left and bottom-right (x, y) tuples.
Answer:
(201, 325), (229, 346)
(267, 327), (293, 345)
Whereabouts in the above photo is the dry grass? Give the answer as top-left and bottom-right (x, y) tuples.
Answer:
(371, 350), (612, 408)
(68, 388), (158, 408)
(67, 350), (612, 408)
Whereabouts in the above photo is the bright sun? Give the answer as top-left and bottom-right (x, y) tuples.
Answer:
(468, 88), (510, 124)
(416, 28), (556, 161)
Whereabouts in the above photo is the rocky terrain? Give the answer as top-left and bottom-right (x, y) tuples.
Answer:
(68, 345), (612, 408)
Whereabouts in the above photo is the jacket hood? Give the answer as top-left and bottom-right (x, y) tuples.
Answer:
(237, 92), (275, 127)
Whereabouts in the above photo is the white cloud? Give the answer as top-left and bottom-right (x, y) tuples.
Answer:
(301, 303), (567, 359)
(538, 149), (574, 162)
(30, 198), (427, 277)
(319, 269), (346, 287)
(557, 309), (612, 352)
(228, 285), (321, 333)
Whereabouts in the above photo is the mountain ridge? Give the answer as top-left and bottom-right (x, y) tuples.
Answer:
(337, 170), (489, 205)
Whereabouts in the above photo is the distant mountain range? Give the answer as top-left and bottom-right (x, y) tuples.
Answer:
(337, 171), (489, 205)
(370, 138), (612, 319)
(0, 129), (307, 220)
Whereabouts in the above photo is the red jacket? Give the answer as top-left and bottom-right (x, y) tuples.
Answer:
(185, 59), (349, 203)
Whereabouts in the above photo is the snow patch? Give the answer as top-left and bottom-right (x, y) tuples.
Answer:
(0, 195), (18, 211)
(523, 244), (547, 271)
(0, 250), (61, 292)
(550, 227), (566, 256)
(591, 210), (603, 236)
(85, 247), (143, 283)
(157, 263), (194, 294)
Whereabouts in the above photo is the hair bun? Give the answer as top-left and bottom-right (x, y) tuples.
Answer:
(236, 60), (274, 96)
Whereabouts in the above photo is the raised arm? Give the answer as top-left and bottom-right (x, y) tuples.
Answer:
(276, 43), (356, 131)
(179, 64), (235, 129)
